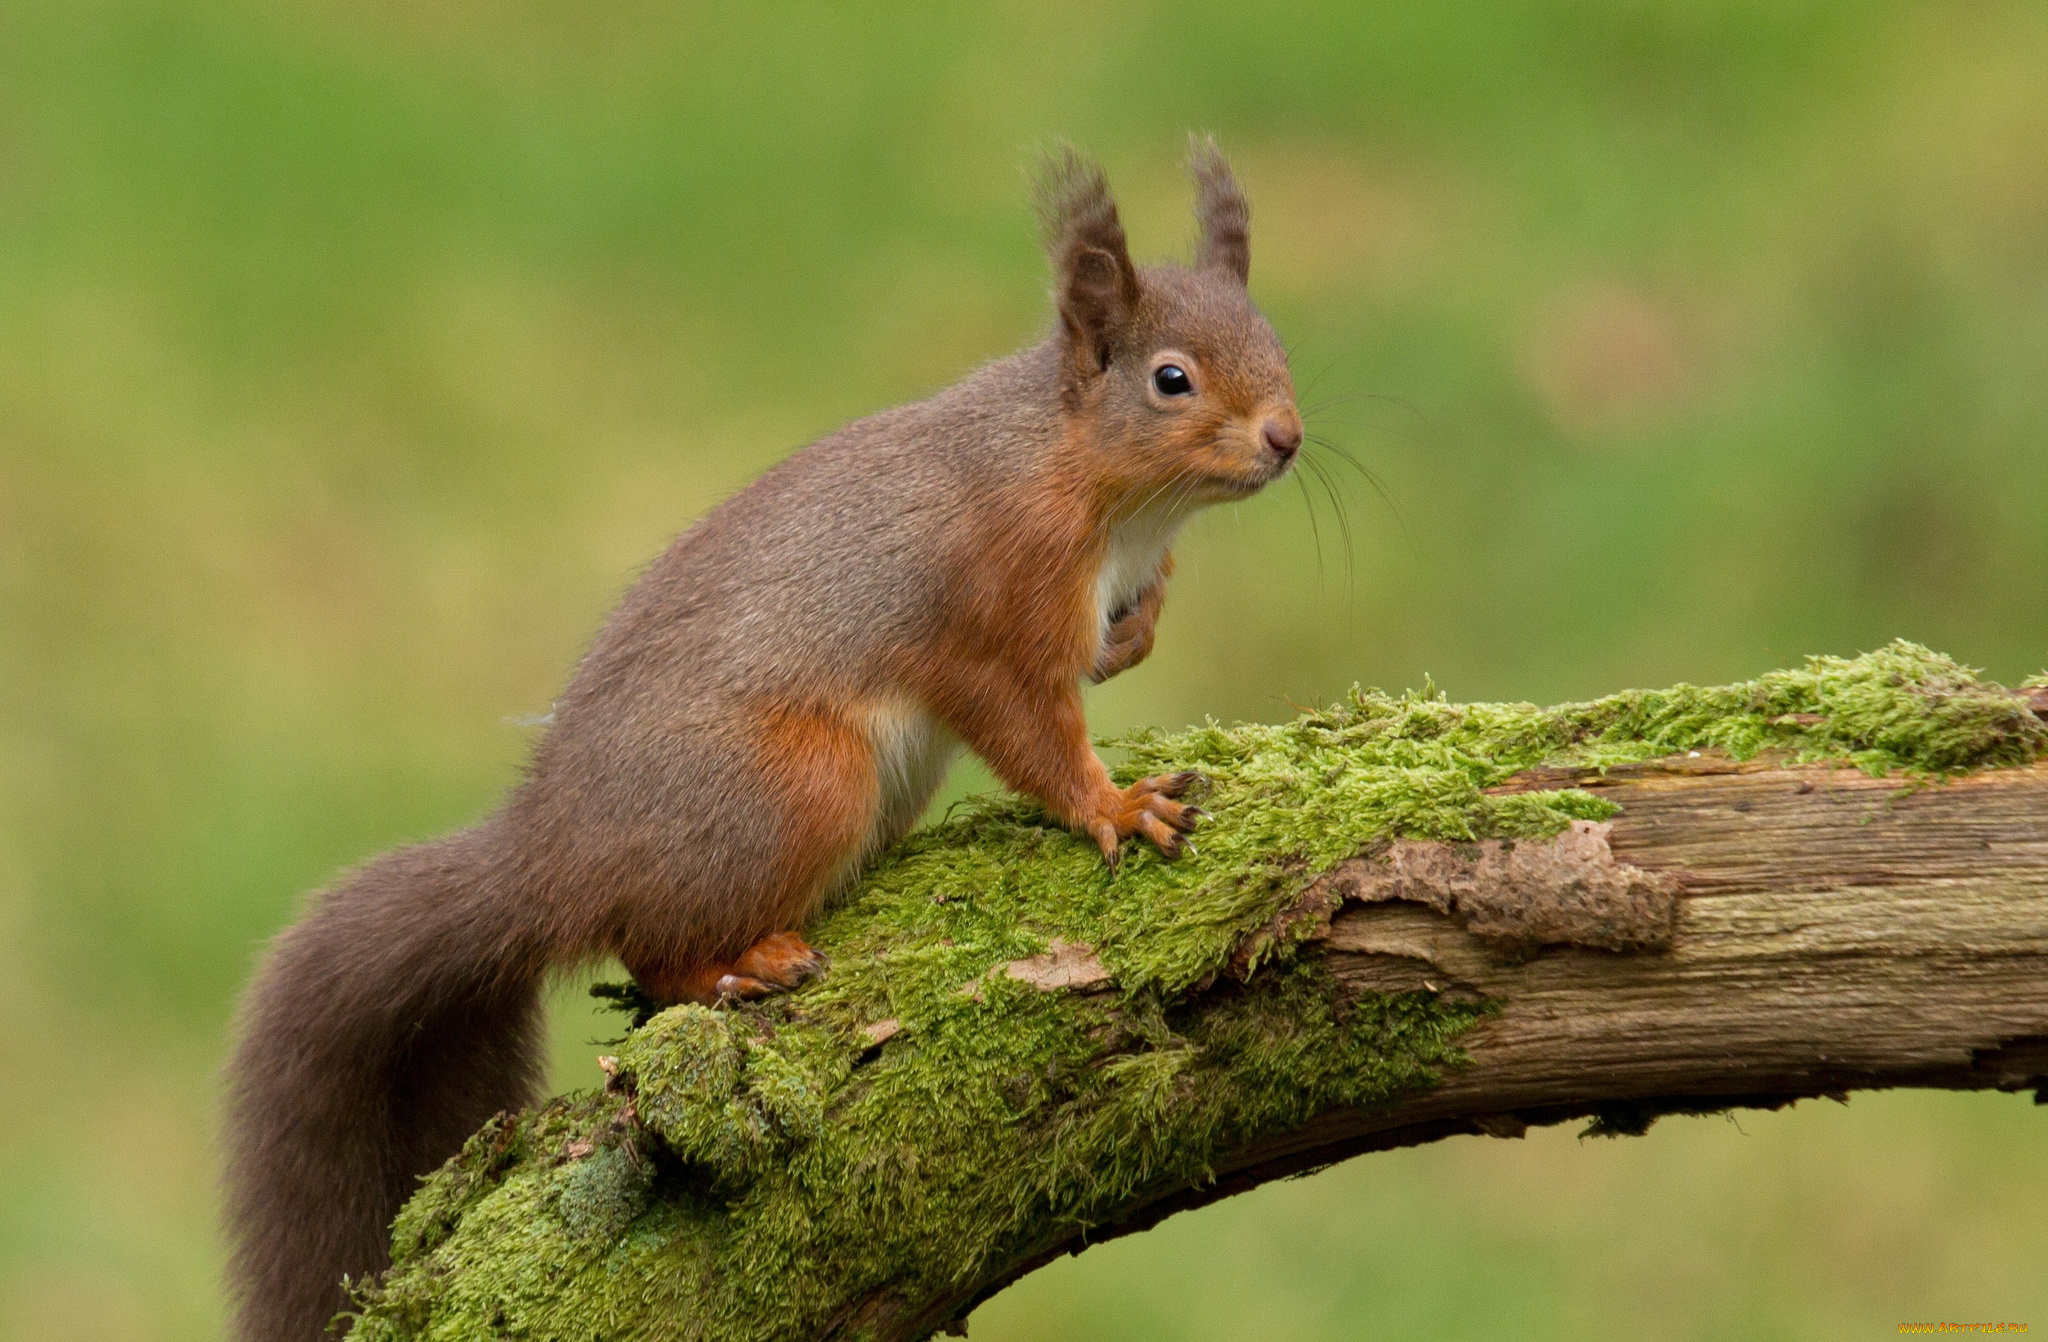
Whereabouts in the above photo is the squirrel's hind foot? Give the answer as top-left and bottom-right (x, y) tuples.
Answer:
(718, 931), (829, 1002)
(627, 931), (829, 1007)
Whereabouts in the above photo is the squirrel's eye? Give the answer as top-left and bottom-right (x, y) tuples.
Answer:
(1152, 364), (1193, 397)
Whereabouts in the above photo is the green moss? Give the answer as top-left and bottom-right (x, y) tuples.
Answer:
(346, 643), (2045, 1342)
(551, 1143), (656, 1243)
(1552, 640), (2046, 777)
(627, 1006), (844, 1188)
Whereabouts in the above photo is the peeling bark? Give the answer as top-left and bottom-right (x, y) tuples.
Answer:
(966, 937), (1113, 997)
(1310, 819), (1682, 955)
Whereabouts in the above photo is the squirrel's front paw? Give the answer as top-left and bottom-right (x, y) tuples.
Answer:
(1089, 580), (1166, 684)
(1089, 771), (1206, 868)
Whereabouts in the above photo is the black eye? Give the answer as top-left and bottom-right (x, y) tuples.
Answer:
(1152, 363), (1193, 397)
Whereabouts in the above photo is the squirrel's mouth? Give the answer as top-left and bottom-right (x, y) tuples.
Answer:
(1199, 473), (1275, 503)
(1183, 438), (1294, 502)
(1219, 457), (1293, 496)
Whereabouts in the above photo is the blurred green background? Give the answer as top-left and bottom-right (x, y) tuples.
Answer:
(4, 1), (2046, 1338)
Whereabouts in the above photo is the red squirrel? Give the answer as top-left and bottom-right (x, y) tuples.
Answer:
(224, 140), (1301, 1340)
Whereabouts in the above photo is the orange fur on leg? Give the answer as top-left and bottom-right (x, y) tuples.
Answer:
(622, 708), (874, 1007)
(751, 703), (882, 926)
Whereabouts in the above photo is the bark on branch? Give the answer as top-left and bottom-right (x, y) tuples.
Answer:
(1135, 755), (2048, 1230)
(347, 646), (2048, 1342)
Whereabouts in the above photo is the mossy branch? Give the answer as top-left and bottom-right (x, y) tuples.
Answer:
(346, 642), (2048, 1342)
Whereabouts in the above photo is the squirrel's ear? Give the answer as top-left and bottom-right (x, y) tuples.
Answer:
(1187, 134), (1251, 286)
(1035, 145), (1140, 378)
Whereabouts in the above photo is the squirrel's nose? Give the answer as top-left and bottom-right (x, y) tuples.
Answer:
(1261, 416), (1303, 462)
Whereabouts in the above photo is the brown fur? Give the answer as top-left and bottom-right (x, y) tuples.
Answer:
(223, 140), (1299, 1339)
(1189, 133), (1252, 283)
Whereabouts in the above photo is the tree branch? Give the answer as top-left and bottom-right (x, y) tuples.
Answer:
(1100, 756), (2048, 1237)
(346, 645), (2048, 1342)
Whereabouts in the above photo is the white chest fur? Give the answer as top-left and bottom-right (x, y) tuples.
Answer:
(862, 698), (960, 858)
(1092, 507), (1185, 657)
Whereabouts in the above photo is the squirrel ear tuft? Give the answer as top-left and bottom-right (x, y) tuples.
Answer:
(1035, 144), (1140, 376)
(1187, 134), (1251, 286)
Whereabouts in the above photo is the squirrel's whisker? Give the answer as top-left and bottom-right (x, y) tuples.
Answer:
(1301, 454), (1356, 595)
(1304, 432), (1416, 558)
(1292, 469), (1327, 586)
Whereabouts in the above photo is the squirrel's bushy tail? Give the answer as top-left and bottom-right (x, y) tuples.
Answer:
(224, 820), (546, 1341)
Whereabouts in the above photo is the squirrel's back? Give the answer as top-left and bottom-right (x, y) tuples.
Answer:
(570, 343), (1069, 701)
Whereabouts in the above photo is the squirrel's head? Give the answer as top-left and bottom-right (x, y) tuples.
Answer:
(1036, 138), (1300, 509)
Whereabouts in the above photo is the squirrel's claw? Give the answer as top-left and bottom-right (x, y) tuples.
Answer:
(1129, 770), (1205, 801)
(1135, 811), (1187, 859)
(1093, 820), (1123, 871)
(713, 973), (776, 1003)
